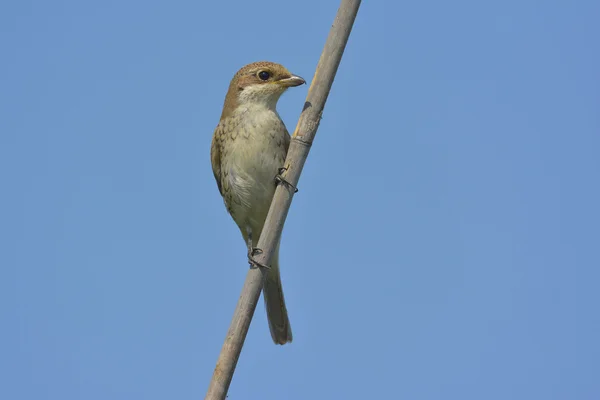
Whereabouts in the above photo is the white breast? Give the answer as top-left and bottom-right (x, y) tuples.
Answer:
(222, 104), (288, 228)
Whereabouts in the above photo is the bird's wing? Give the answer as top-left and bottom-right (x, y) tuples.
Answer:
(210, 123), (223, 196)
(283, 127), (291, 154)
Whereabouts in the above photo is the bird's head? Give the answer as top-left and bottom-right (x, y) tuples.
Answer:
(221, 61), (305, 119)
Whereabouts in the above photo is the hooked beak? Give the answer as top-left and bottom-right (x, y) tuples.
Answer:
(278, 74), (306, 87)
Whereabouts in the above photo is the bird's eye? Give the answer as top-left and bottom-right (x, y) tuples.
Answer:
(258, 71), (271, 81)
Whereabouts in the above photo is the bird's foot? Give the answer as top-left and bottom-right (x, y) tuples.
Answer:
(275, 167), (299, 193)
(247, 247), (270, 270)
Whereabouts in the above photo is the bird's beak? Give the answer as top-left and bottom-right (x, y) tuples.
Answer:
(278, 74), (306, 87)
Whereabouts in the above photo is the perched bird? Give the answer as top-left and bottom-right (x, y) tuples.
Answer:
(210, 61), (305, 344)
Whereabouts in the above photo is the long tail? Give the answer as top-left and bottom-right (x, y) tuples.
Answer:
(263, 243), (292, 344)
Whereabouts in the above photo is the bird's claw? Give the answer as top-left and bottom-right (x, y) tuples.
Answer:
(275, 167), (299, 193)
(247, 247), (270, 270)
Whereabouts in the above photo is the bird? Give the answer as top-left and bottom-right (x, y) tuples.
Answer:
(210, 61), (305, 344)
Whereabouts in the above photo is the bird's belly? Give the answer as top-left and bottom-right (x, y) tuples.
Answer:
(222, 132), (287, 234)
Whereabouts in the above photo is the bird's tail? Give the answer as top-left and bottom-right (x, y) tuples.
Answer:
(263, 243), (293, 344)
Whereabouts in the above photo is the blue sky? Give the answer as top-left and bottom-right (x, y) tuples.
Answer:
(1, 0), (598, 399)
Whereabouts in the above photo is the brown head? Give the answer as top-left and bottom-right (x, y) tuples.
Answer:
(220, 61), (305, 119)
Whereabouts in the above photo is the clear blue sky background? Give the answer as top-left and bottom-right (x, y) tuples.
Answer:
(1, 1), (598, 399)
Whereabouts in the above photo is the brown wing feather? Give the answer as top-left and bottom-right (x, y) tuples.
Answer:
(283, 127), (291, 154)
(210, 124), (223, 196)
